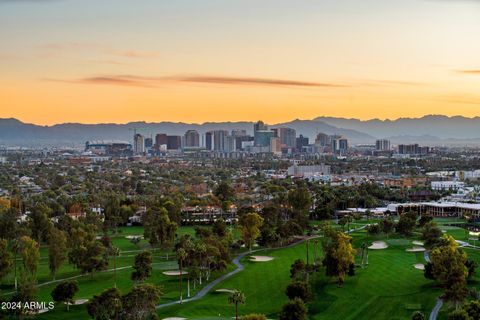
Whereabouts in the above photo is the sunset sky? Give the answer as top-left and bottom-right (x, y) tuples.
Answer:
(1, 0), (479, 125)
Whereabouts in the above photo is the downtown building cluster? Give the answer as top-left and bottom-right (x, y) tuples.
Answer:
(84, 121), (433, 159)
(85, 121), (352, 158)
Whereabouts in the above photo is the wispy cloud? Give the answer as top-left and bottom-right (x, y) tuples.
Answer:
(46, 74), (349, 89)
(170, 75), (346, 87)
(456, 69), (480, 74)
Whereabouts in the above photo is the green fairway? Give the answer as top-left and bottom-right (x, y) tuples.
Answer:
(5, 221), (480, 320)
(156, 234), (443, 320)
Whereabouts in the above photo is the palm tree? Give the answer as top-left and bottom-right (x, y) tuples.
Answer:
(176, 248), (187, 303)
(111, 246), (120, 288)
(228, 290), (246, 320)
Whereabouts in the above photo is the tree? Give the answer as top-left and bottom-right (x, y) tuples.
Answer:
(465, 259), (477, 280)
(28, 203), (53, 243)
(176, 247), (187, 303)
(422, 222), (443, 249)
(143, 207), (177, 250)
(212, 218), (227, 238)
(121, 284), (163, 320)
(69, 224), (108, 276)
(411, 311), (425, 320)
(103, 195), (121, 234)
(424, 262), (435, 280)
(322, 228), (356, 286)
(51, 280), (79, 311)
(290, 259), (307, 280)
(0, 238), (13, 282)
(448, 309), (470, 320)
(419, 215), (433, 227)
(287, 187), (312, 225)
(379, 217), (395, 236)
(48, 227), (68, 280)
(87, 287), (122, 320)
(0, 208), (18, 241)
(10, 275), (37, 319)
(228, 290), (246, 320)
(18, 235), (39, 276)
(431, 235), (468, 308)
(285, 281), (310, 301)
(239, 213), (264, 251)
(214, 181), (235, 202)
(279, 298), (308, 320)
(131, 251), (152, 283)
(396, 212), (417, 236)
(463, 300), (480, 320)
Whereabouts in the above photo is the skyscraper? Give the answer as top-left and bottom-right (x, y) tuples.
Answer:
(254, 130), (274, 147)
(154, 133), (168, 151)
(213, 130), (229, 151)
(315, 133), (329, 147)
(254, 120), (267, 133)
(184, 130), (200, 148)
(331, 136), (348, 155)
(296, 134), (309, 151)
(133, 134), (145, 154)
(167, 136), (181, 150)
(205, 131), (213, 150)
(278, 127), (296, 148)
(375, 139), (391, 151)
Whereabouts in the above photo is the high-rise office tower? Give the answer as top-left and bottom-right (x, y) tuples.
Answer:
(184, 130), (200, 148)
(133, 133), (145, 154)
(167, 136), (181, 150)
(254, 120), (267, 133)
(296, 134), (309, 151)
(154, 133), (168, 151)
(213, 130), (229, 151)
(375, 139), (391, 151)
(205, 131), (213, 150)
(315, 132), (329, 147)
(278, 127), (296, 148)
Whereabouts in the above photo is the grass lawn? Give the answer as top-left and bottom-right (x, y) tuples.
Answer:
(6, 220), (480, 320)
(157, 234), (441, 320)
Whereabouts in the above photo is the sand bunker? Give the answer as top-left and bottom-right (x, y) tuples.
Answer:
(163, 270), (188, 276)
(250, 255), (274, 262)
(125, 235), (143, 239)
(412, 241), (424, 246)
(414, 263), (425, 270)
(406, 246), (426, 252)
(66, 299), (88, 305)
(368, 241), (388, 250)
(216, 289), (235, 293)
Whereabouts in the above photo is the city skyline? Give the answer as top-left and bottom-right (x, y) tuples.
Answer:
(1, 0), (480, 125)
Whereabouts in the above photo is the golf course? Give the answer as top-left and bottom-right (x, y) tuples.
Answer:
(2, 218), (479, 320)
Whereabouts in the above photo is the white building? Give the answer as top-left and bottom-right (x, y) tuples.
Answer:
(287, 164), (331, 177)
(431, 181), (465, 191)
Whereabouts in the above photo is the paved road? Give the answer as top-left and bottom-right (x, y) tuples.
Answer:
(157, 225), (368, 309)
(429, 299), (443, 320)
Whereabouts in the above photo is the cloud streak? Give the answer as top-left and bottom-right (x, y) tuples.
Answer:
(457, 69), (480, 74)
(48, 74), (349, 89)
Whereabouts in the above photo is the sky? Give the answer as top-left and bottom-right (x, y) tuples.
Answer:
(0, 0), (479, 125)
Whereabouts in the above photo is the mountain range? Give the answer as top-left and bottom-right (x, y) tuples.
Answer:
(1, 115), (479, 147)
